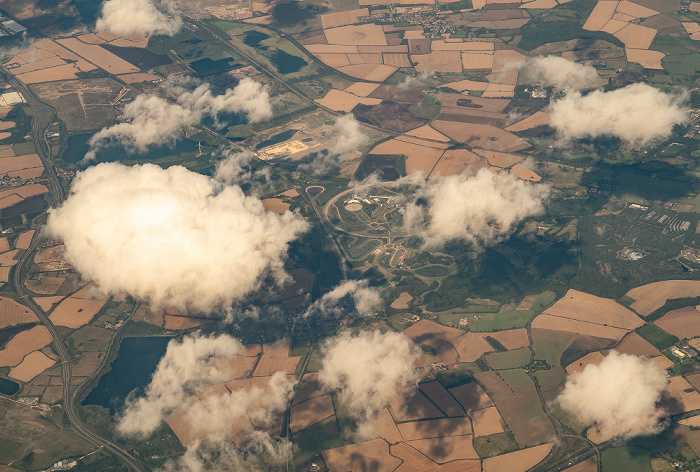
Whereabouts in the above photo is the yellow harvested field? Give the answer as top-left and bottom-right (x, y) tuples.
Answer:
(316, 89), (382, 112)
(0, 325), (52, 366)
(383, 53), (412, 68)
(49, 297), (107, 329)
(433, 40), (494, 51)
(654, 307), (700, 339)
(626, 280), (700, 317)
(614, 23), (657, 49)
(262, 198), (291, 214)
(461, 52), (494, 70)
(451, 333), (494, 362)
(0, 184), (48, 211)
(290, 394), (335, 433)
(432, 121), (530, 152)
(679, 416), (700, 428)
(488, 328), (529, 350)
(565, 351), (606, 375)
(506, 111), (549, 132)
(323, 439), (401, 472)
(612, 12), (636, 21)
(691, 2), (700, 12)
(583, 1), (619, 31)
(521, 0), (558, 7)
(348, 53), (383, 64)
(320, 8), (370, 29)
(408, 434), (478, 462)
(345, 82), (381, 97)
(163, 315), (214, 330)
(117, 73), (161, 83)
(33, 296), (64, 312)
(8, 350), (55, 382)
(471, 406), (505, 436)
(15, 230), (35, 250)
(0, 238), (8, 254)
(544, 289), (643, 329)
(306, 44), (359, 54)
(359, 45), (409, 53)
(483, 443), (553, 472)
(601, 19), (628, 34)
(338, 64), (397, 81)
(401, 319), (461, 365)
(429, 148), (488, 178)
(324, 24), (387, 46)
(562, 457), (597, 472)
(253, 339), (301, 376)
(414, 51), (462, 73)
(15, 66), (80, 84)
(510, 163), (541, 182)
(316, 54), (351, 67)
(391, 292), (413, 309)
(396, 136), (450, 149)
(685, 372), (700, 392)
(0, 297), (37, 329)
(616, 0), (658, 17)
(683, 22), (700, 40)
(626, 48), (664, 69)
(406, 125), (450, 142)
(531, 315), (629, 339)
(483, 83), (515, 98)
(397, 417), (471, 440)
(375, 407), (403, 444)
(449, 382), (494, 412)
(56, 38), (139, 74)
(279, 189), (299, 198)
(370, 138), (445, 174)
(443, 79), (489, 92)
(0, 146), (15, 157)
(473, 149), (524, 168)
(0, 250), (19, 268)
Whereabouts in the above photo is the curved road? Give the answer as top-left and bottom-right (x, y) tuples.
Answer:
(3, 69), (146, 472)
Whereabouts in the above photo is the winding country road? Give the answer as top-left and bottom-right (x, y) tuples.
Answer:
(3, 69), (146, 472)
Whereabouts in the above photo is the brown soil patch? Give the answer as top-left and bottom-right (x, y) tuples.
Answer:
(345, 82), (381, 97)
(429, 149), (488, 178)
(25, 275), (64, 295)
(401, 319), (462, 365)
(626, 48), (664, 69)
(473, 148), (523, 168)
(397, 416), (471, 440)
(8, 350), (55, 382)
(449, 382), (494, 412)
(666, 376), (700, 414)
(583, 1), (619, 31)
(461, 52), (494, 70)
(320, 8), (370, 29)
(612, 331), (661, 357)
(117, 73), (161, 83)
(626, 280), (700, 317)
(407, 434), (478, 462)
(544, 289), (643, 329)
(390, 389), (445, 422)
(132, 305), (164, 327)
(614, 23), (657, 49)
(565, 351), (606, 375)
(375, 407), (403, 443)
(655, 307), (700, 339)
(483, 443), (553, 472)
(293, 372), (331, 405)
(0, 250), (19, 267)
(391, 291), (413, 309)
(33, 296), (64, 312)
(324, 24), (387, 45)
(56, 38), (139, 74)
(370, 138), (444, 175)
(419, 380), (465, 417)
(510, 163), (541, 182)
(0, 297), (36, 329)
(338, 64), (397, 81)
(253, 339), (300, 376)
(0, 154), (42, 178)
(317, 89), (382, 112)
(49, 297), (106, 329)
(290, 394), (335, 433)
(432, 121), (529, 152)
(562, 457), (597, 472)
(487, 329), (529, 350)
(0, 325), (52, 366)
(383, 53), (411, 67)
(163, 315), (215, 330)
(406, 125), (450, 142)
(262, 198), (291, 214)
(471, 406), (505, 436)
(353, 101), (427, 133)
(323, 438), (401, 472)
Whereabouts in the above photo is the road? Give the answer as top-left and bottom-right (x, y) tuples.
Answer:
(3, 68), (146, 472)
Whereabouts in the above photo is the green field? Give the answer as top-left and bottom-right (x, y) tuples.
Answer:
(473, 432), (519, 458)
(602, 447), (652, 472)
(486, 348), (531, 370)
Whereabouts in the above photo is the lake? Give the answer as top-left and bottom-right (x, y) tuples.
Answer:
(0, 377), (19, 395)
(271, 50), (307, 74)
(82, 336), (171, 413)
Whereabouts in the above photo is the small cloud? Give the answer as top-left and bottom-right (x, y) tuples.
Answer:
(520, 56), (603, 91)
(96, 0), (182, 37)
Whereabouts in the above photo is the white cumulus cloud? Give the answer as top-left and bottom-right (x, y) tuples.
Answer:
(304, 279), (381, 319)
(96, 0), (182, 37)
(319, 330), (421, 440)
(85, 79), (271, 162)
(520, 56), (603, 91)
(45, 163), (308, 313)
(550, 83), (688, 145)
(557, 351), (669, 441)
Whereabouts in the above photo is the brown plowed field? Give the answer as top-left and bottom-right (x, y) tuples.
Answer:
(397, 416), (472, 440)
(323, 438), (400, 472)
(290, 394), (335, 433)
(544, 289), (643, 329)
(253, 339), (300, 376)
(451, 333), (495, 362)
(431, 120), (530, 152)
(419, 380), (465, 417)
(0, 325), (52, 366)
(0, 297), (36, 329)
(449, 382), (494, 412)
(390, 390), (445, 422)
(483, 443), (553, 472)
(8, 350), (55, 382)
(407, 434), (478, 462)
(33, 296), (64, 312)
(401, 319), (461, 365)
(531, 314), (630, 340)
(49, 298), (106, 329)
(207, 355), (257, 381)
(565, 351), (606, 375)
(56, 38), (139, 74)
(429, 149), (488, 178)
(406, 125), (450, 142)
(293, 371), (331, 405)
(375, 407), (403, 443)
(654, 307), (700, 339)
